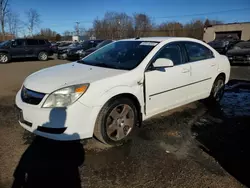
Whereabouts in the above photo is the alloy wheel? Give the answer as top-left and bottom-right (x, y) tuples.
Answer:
(213, 79), (225, 101)
(106, 104), (134, 141)
(0, 54), (8, 63)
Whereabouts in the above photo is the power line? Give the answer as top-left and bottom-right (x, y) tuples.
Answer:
(151, 7), (250, 19)
(45, 7), (250, 25)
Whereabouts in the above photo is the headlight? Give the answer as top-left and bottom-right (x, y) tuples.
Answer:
(42, 84), (89, 108)
(76, 49), (84, 54)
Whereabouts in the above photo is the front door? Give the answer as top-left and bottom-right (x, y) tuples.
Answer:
(9, 39), (26, 58)
(145, 42), (192, 117)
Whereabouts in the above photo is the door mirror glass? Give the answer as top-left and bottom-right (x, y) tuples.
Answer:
(11, 41), (17, 47)
(153, 58), (174, 68)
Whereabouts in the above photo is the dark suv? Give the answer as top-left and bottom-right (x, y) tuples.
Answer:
(0, 38), (53, 63)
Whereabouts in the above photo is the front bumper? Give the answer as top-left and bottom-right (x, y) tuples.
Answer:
(57, 53), (67, 59)
(15, 90), (99, 140)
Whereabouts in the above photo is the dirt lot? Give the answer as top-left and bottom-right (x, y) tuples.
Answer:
(0, 59), (250, 188)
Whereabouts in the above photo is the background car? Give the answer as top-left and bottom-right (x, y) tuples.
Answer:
(66, 40), (104, 60)
(226, 41), (250, 64)
(0, 38), (53, 63)
(80, 40), (114, 58)
(57, 42), (80, 59)
(208, 36), (240, 55)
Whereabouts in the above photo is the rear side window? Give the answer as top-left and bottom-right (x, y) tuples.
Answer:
(26, 39), (39, 45)
(184, 42), (214, 62)
(38, 40), (46, 45)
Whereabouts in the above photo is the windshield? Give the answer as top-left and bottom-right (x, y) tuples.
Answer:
(0, 40), (11, 47)
(96, 40), (112, 49)
(78, 41), (158, 70)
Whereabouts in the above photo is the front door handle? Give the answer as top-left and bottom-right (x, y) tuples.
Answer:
(211, 63), (216, 67)
(182, 68), (190, 73)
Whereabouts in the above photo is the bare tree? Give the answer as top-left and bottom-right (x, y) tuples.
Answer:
(93, 12), (133, 39)
(0, 0), (9, 37)
(74, 25), (85, 36)
(6, 11), (21, 37)
(26, 8), (40, 36)
(133, 13), (153, 37)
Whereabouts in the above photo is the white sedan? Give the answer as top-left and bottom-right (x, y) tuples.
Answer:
(15, 37), (230, 146)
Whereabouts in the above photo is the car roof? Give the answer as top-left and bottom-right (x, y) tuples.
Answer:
(119, 37), (202, 43)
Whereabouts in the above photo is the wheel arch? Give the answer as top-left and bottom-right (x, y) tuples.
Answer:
(106, 93), (141, 117)
(216, 72), (226, 83)
(90, 85), (144, 125)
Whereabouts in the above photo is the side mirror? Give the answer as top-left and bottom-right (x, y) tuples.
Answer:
(153, 58), (174, 68)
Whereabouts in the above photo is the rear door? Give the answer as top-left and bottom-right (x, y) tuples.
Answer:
(183, 41), (217, 100)
(25, 39), (39, 57)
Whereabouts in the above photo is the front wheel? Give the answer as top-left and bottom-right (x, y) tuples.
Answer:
(94, 97), (138, 146)
(0, 53), (10, 64)
(38, 51), (48, 61)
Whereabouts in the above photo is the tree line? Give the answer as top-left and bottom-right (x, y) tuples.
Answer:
(85, 11), (222, 40)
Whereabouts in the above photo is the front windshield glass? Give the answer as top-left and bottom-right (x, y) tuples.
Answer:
(0, 40), (11, 47)
(78, 41), (158, 70)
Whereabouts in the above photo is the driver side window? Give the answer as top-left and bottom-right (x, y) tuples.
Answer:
(12, 39), (24, 47)
(151, 43), (183, 67)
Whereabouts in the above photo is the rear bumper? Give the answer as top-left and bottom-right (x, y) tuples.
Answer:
(227, 55), (250, 64)
(67, 53), (80, 60)
(15, 90), (100, 141)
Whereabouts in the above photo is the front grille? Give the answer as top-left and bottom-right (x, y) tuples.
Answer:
(21, 87), (45, 105)
(37, 126), (67, 134)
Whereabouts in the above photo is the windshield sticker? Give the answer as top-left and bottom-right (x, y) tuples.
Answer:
(140, 42), (158, 46)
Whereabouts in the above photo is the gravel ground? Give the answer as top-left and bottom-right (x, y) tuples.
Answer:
(0, 58), (250, 188)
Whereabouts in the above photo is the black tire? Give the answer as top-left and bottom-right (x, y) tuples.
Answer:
(0, 53), (10, 64)
(94, 97), (138, 146)
(38, 51), (48, 61)
(208, 75), (225, 104)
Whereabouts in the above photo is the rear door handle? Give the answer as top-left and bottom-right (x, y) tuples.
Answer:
(182, 68), (190, 73)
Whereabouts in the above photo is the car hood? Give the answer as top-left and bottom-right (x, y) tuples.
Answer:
(24, 62), (127, 93)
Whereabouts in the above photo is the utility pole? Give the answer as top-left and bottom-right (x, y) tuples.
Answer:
(75, 21), (80, 36)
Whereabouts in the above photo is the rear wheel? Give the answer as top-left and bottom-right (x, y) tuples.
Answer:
(208, 75), (225, 103)
(94, 97), (138, 146)
(0, 53), (9, 64)
(38, 51), (48, 61)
